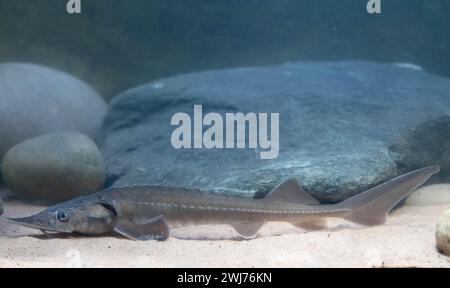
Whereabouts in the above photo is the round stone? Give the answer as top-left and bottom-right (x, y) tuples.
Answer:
(436, 209), (450, 257)
(1, 132), (105, 203)
(0, 62), (106, 160)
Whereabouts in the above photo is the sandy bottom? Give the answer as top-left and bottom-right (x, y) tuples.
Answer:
(1, 186), (450, 268)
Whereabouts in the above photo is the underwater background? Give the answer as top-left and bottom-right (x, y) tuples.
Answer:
(1, 0), (450, 267)
(0, 0), (450, 201)
(0, 0), (449, 99)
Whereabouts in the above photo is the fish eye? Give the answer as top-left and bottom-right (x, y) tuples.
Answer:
(57, 211), (69, 222)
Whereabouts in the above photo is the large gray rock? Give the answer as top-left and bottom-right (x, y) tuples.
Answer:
(0, 63), (107, 159)
(102, 61), (450, 202)
(2, 132), (105, 203)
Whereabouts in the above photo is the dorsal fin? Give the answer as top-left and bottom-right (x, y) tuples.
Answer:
(265, 178), (320, 205)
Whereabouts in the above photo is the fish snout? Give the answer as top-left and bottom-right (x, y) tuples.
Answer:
(7, 211), (70, 233)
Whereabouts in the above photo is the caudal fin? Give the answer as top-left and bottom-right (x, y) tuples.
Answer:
(338, 165), (440, 226)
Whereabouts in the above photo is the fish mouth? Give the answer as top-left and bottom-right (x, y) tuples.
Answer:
(6, 216), (70, 233)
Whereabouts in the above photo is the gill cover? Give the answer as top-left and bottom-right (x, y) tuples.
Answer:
(8, 202), (117, 236)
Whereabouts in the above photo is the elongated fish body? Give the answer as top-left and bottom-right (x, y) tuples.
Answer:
(99, 186), (348, 227)
(8, 165), (440, 241)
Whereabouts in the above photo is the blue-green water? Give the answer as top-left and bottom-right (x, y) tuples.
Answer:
(0, 0), (449, 98)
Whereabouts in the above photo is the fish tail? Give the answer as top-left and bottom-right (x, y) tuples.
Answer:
(338, 165), (440, 226)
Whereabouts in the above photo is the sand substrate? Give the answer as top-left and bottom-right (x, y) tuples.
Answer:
(1, 186), (450, 268)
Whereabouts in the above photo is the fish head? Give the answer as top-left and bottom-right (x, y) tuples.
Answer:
(8, 200), (117, 235)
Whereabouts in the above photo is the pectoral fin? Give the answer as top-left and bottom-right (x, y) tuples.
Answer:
(114, 215), (170, 241)
(231, 220), (266, 239)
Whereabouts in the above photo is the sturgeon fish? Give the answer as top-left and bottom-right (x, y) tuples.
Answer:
(7, 165), (439, 241)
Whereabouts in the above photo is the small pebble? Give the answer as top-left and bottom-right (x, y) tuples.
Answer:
(436, 209), (450, 257)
